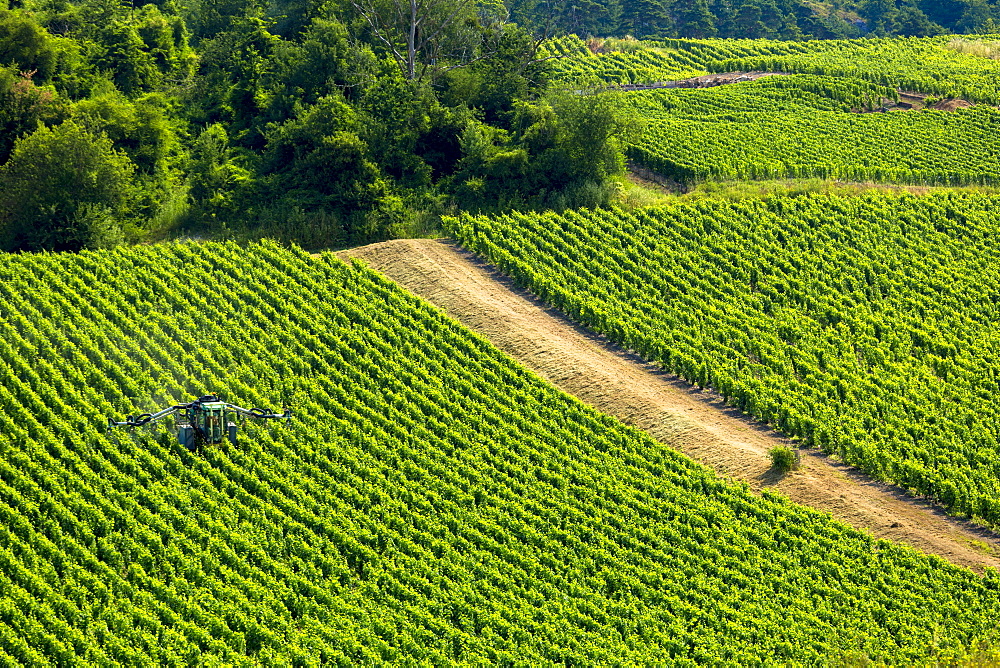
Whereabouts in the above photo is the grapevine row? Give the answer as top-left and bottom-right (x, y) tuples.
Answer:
(1, 242), (999, 662)
(540, 35), (706, 86)
(546, 35), (1000, 103)
(447, 193), (1000, 525)
(621, 75), (1000, 186)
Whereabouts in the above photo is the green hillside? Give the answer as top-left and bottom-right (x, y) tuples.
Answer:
(1, 241), (999, 663)
(621, 75), (1000, 186)
(539, 36), (707, 85)
(448, 192), (1000, 525)
(708, 35), (1000, 104)
(544, 35), (1000, 104)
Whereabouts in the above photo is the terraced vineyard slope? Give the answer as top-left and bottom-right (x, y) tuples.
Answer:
(448, 192), (1000, 526)
(621, 75), (1000, 186)
(701, 35), (1000, 105)
(544, 35), (1000, 103)
(540, 35), (706, 86)
(2, 241), (1000, 663)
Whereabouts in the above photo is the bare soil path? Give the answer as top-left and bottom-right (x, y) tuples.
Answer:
(339, 239), (1000, 572)
(613, 70), (785, 92)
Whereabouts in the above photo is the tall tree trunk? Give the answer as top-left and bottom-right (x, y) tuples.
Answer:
(409, 0), (418, 79)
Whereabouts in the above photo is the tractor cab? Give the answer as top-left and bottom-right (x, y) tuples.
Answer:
(179, 395), (237, 450)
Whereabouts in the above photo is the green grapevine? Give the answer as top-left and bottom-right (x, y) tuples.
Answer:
(546, 35), (1000, 104)
(541, 35), (706, 86)
(621, 75), (1000, 186)
(1, 241), (999, 662)
(448, 193), (1000, 525)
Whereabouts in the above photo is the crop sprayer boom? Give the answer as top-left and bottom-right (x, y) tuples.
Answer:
(107, 394), (291, 451)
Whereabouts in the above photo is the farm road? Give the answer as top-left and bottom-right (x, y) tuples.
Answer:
(339, 239), (1000, 572)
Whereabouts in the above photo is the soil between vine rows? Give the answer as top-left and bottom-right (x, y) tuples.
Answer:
(339, 238), (1000, 572)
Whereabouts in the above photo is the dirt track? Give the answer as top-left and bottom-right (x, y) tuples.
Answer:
(339, 239), (1000, 572)
(615, 71), (785, 92)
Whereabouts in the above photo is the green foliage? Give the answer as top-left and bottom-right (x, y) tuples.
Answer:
(699, 35), (1000, 104)
(30, 0), (997, 248)
(358, 73), (449, 188)
(770, 445), (800, 472)
(546, 35), (1000, 105)
(258, 93), (401, 241)
(441, 24), (549, 125)
(73, 86), (183, 176)
(91, 22), (163, 95)
(186, 15), (281, 145)
(0, 0), (626, 247)
(539, 35), (707, 86)
(0, 119), (134, 251)
(619, 74), (1000, 186)
(185, 123), (251, 219)
(0, 66), (66, 163)
(549, 90), (635, 183)
(451, 91), (634, 211)
(523, 0), (870, 40)
(257, 16), (356, 122)
(0, 7), (60, 78)
(2, 240), (1000, 662)
(447, 192), (1000, 523)
(133, 5), (197, 83)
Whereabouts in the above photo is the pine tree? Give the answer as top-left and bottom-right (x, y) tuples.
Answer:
(677, 0), (717, 37)
(618, 0), (671, 38)
(709, 0), (737, 36)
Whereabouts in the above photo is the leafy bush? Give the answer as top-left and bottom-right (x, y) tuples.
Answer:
(0, 120), (134, 251)
(770, 445), (801, 473)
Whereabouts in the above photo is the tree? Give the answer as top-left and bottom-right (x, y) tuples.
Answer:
(732, 0), (771, 37)
(0, 8), (59, 79)
(440, 23), (548, 124)
(709, 0), (738, 36)
(257, 16), (357, 123)
(0, 120), (134, 251)
(73, 86), (182, 176)
(257, 93), (402, 241)
(890, 5), (945, 35)
(917, 0), (965, 29)
(957, 0), (995, 32)
(185, 15), (280, 146)
(451, 91), (636, 211)
(676, 0), (717, 37)
(133, 5), (197, 86)
(0, 67), (66, 164)
(349, 0), (509, 82)
(619, 0), (671, 38)
(261, 93), (381, 208)
(555, 0), (619, 36)
(186, 123), (251, 218)
(91, 22), (162, 95)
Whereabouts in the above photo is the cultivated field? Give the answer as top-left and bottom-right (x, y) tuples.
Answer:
(2, 242), (1000, 663)
(344, 238), (1000, 571)
(621, 75), (1000, 186)
(448, 192), (1000, 526)
(546, 35), (1000, 103)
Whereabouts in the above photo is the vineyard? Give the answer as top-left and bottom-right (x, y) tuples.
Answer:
(447, 192), (1000, 527)
(620, 75), (1000, 186)
(541, 35), (706, 85)
(1, 241), (1000, 662)
(543, 35), (1000, 104)
(701, 35), (1000, 105)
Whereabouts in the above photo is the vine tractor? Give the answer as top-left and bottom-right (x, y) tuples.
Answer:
(107, 394), (291, 451)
